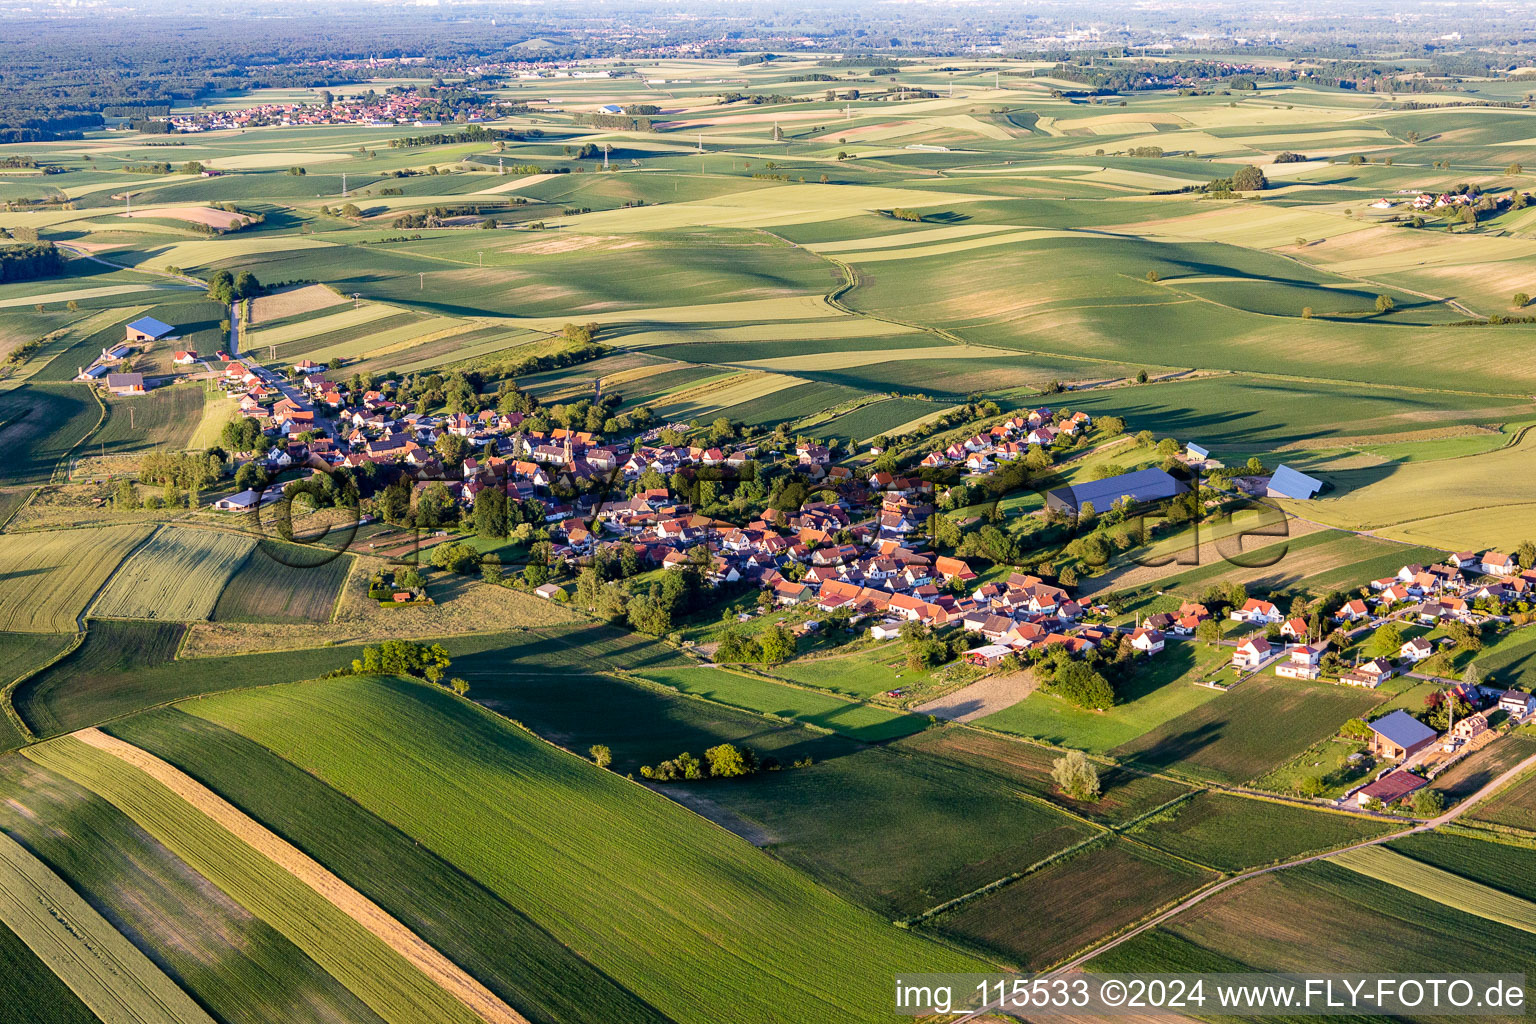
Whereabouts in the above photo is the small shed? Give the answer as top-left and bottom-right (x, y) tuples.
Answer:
(1355, 770), (1427, 808)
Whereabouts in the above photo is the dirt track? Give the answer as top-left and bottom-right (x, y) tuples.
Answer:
(73, 728), (528, 1024)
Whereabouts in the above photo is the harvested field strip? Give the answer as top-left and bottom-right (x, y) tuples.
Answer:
(246, 304), (399, 347)
(25, 734), (501, 1024)
(0, 524), (154, 633)
(249, 284), (345, 324)
(106, 707), (675, 1024)
(1330, 845), (1536, 934)
(0, 828), (215, 1024)
(91, 527), (256, 622)
(74, 728), (527, 1024)
(184, 676), (984, 1023)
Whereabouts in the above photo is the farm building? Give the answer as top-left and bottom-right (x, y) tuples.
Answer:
(534, 583), (565, 600)
(597, 104), (625, 114)
(1266, 464), (1323, 500)
(1355, 770), (1427, 809)
(963, 644), (1013, 667)
(125, 315), (175, 342)
(212, 488), (278, 511)
(1367, 710), (1437, 760)
(1185, 442), (1210, 461)
(1044, 467), (1186, 515)
(105, 372), (146, 396)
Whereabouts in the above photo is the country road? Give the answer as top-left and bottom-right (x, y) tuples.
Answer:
(954, 748), (1536, 1022)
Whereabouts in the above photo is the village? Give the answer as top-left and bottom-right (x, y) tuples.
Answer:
(75, 309), (1536, 824)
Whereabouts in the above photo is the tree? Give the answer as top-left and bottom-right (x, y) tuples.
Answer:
(1374, 294), (1395, 314)
(589, 744), (613, 769)
(1516, 292), (1531, 310)
(1366, 622), (1403, 659)
(1050, 750), (1101, 801)
(1231, 164), (1268, 191)
(449, 677), (470, 696)
(1519, 539), (1536, 570)
(704, 743), (757, 778)
(471, 486), (508, 539)
(1295, 774), (1326, 798)
(1047, 661), (1114, 710)
(1411, 787), (1444, 817)
(1196, 618), (1223, 647)
(434, 431), (470, 468)
(755, 624), (796, 666)
(1145, 270), (1160, 283)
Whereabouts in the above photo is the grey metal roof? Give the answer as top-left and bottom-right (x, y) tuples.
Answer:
(1369, 709), (1436, 749)
(1268, 463), (1323, 500)
(1046, 466), (1186, 512)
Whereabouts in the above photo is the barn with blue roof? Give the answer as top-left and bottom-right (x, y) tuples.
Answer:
(126, 316), (175, 342)
(1266, 464), (1323, 500)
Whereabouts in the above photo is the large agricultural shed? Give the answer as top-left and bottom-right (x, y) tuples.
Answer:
(1045, 467), (1187, 514)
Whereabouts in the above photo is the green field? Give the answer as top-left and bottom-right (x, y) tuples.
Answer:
(103, 707), (673, 1024)
(1129, 791), (1400, 871)
(1111, 676), (1386, 783)
(926, 839), (1215, 969)
(0, 524), (153, 633)
(0, 751), (387, 1024)
(893, 726), (1191, 824)
(184, 675), (986, 1023)
(675, 742), (1098, 918)
(211, 547), (352, 623)
(638, 664), (928, 741)
(0, 384), (101, 487)
(92, 384), (206, 455)
(978, 641), (1225, 752)
(1103, 859), (1536, 983)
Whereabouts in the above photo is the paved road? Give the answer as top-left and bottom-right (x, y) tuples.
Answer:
(953, 748), (1536, 1021)
(229, 302), (335, 442)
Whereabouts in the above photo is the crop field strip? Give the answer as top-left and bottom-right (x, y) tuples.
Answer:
(0, 827), (217, 1024)
(103, 706), (677, 1024)
(90, 526), (257, 622)
(210, 546), (352, 623)
(0, 524), (155, 633)
(0, 749), (396, 1024)
(181, 675), (987, 1024)
(1330, 845), (1536, 934)
(25, 731), (519, 1024)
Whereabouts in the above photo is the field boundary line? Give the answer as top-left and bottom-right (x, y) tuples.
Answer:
(0, 630), (83, 746)
(49, 382), (108, 487)
(70, 727), (531, 1024)
(949, 750), (1536, 1021)
(77, 524), (162, 628)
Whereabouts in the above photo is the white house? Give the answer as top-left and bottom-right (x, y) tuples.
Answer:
(1482, 552), (1518, 577)
(1232, 636), (1272, 670)
(1129, 627), (1165, 655)
(1399, 637), (1435, 662)
(1231, 598), (1282, 624)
